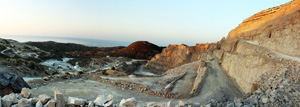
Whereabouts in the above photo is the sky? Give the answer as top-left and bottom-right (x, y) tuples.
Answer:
(0, 0), (291, 46)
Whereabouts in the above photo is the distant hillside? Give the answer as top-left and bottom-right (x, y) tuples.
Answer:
(26, 41), (124, 59)
(109, 41), (165, 59)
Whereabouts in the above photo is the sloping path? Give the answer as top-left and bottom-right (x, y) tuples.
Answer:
(246, 40), (300, 62)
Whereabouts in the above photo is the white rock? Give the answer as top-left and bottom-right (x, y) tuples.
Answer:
(8, 93), (18, 104)
(35, 101), (43, 107)
(94, 94), (113, 107)
(38, 94), (51, 104)
(88, 101), (94, 107)
(261, 96), (269, 104)
(146, 102), (164, 107)
(2, 95), (12, 107)
(44, 99), (56, 107)
(29, 98), (38, 106)
(269, 97), (275, 103)
(128, 75), (137, 78)
(68, 97), (87, 106)
(119, 97), (137, 107)
(20, 88), (32, 98)
(254, 89), (263, 95)
(178, 100), (185, 106)
(54, 88), (65, 107)
(284, 96), (289, 102)
(167, 100), (176, 107)
(18, 99), (32, 107)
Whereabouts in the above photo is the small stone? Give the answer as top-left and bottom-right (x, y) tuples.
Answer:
(167, 100), (176, 107)
(178, 100), (185, 106)
(38, 94), (51, 104)
(128, 75), (137, 78)
(54, 88), (65, 107)
(119, 97), (137, 107)
(18, 99), (32, 107)
(269, 97), (275, 103)
(35, 101), (43, 107)
(88, 101), (94, 107)
(44, 99), (56, 107)
(261, 96), (269, 104)
(278, 85), (284, 89)
(146, 102), (164, 107)
(254, 89), (263, 95)
(2, 95), (12, 107)
(68, 97), (87, 106)
(234, 103), (242, 107)
(265, 89), (272, 95)
(29, 98), (38, 106)
(234, 97), (241, 103)
(284, 96), (289, 102)
(20, 88), (32, 98)
(94, 94), (113, 107)
(43, 77), (49, 81)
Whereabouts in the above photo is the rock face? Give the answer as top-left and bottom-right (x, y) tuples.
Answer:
(0, 71), (31, 96)
(227, 0), (300, 39)
(209, 0), (300, 94)
(226, 0), (300, 57)
(145, 43), (211, 73)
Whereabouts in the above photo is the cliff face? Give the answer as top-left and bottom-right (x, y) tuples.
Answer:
(210, 0), (300, 93)
(228, 0), (300, 38)
(145, 43), (211, 73)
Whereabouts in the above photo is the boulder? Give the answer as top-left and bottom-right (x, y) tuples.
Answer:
(178, 101), (185, 106)
(54, 88), (65, 107)
(44, 99), (56, 107)
(2, 95), (12, 107)
(68, 97), (86, 106)
(38, 94), (51, 104)
(119, 97), (137, 107)
(20, 88), (32, 98)
(167, 100), (177, 107)
(94, 94), (113, 107)
(7, 93), (18, 104)
(29, 98), (38, 106)
(18, 99), (32, 107)
(261, 96), (269, 104)
(35, 101), (43, 107)
(0, 71), (31, 96)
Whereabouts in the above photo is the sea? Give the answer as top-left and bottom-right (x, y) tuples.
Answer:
(1, 35), (130, 47)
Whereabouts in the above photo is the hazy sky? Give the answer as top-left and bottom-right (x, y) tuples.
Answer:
(0, 0), (290, 46)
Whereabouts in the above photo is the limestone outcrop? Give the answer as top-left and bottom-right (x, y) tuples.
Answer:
(228, 0), (300, 38)
(145, 43), (211, 73)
